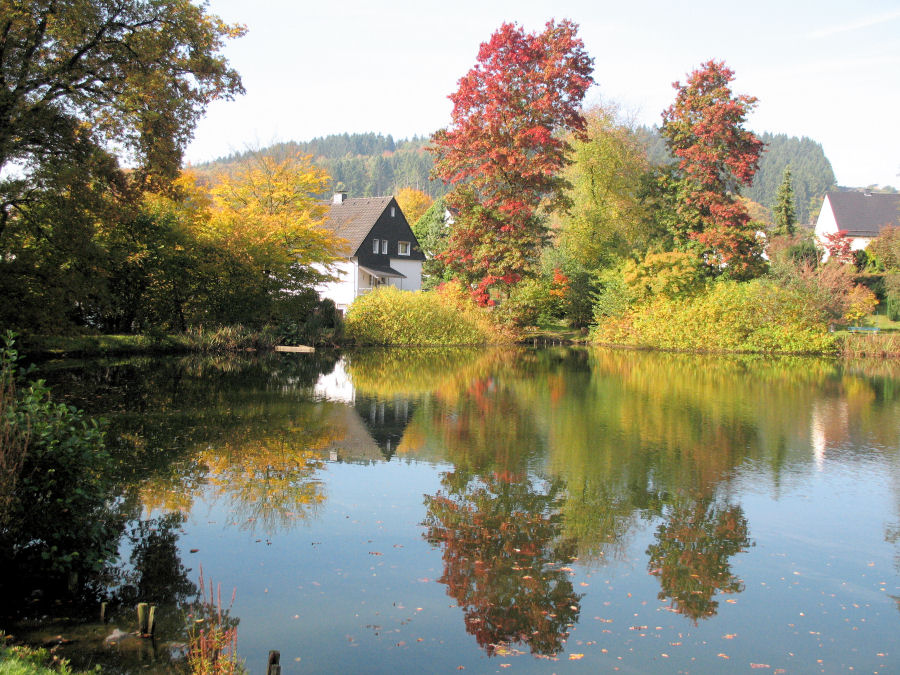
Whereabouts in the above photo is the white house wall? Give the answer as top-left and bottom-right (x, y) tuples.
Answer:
(814, 195), (872, 261)
(315, 260), (358, 311)
(388, 258), (423, 291)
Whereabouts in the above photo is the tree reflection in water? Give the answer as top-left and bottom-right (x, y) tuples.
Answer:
(423, 470), (582, 657)
(646, 495), (751, 623)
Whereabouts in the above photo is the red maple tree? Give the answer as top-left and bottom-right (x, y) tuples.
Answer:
(430, 20), (594, 304)
(660, 60), (764, 279)
(823, 230), (854, 264)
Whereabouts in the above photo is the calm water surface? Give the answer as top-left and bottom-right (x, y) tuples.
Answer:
(9, 348), (900, 674)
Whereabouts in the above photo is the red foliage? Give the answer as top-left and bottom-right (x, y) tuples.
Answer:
(431, 20), (594, 303)
(823, 230), (854, 264)
(661, 60), (764, 278)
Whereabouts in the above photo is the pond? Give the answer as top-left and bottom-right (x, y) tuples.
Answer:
(3, 347), (899, 674)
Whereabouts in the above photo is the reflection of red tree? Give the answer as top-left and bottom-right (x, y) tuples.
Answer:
(646, 497), (751, 623)
(423, 471), (581, 656)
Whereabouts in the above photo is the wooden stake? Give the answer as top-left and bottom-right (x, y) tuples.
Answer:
(137, 602), (148, 635)
(267, 650), (281, 675)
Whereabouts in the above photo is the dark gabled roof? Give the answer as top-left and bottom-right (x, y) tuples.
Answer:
(324, 196), (393, 254)
(827, 191), (900, 237)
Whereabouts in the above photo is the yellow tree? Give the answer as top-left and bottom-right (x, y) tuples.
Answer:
(203, 153), (345, 291)
(395, 187), (433, 227)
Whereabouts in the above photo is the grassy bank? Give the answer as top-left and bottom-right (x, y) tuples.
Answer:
(0, 638), (89, 675)
(17, 326), (282, 360)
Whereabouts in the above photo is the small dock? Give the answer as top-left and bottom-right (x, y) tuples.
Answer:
(274, 345), (315, 353)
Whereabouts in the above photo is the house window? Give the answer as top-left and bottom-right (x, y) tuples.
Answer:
(381, 239), (388, 254)
(391, 206), (396, 218)
(398, 241), (410, 256)
(373, 238), (380, 253)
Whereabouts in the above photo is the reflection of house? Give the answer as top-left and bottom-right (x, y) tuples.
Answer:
(314, 359), (417, 463)
(815, 191), (900, 259)
(316, 193), (426, 313)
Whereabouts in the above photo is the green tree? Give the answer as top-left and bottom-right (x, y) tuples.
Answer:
(772, 166), (797, 236)
(0, 0), (244, 201)
(413, 198), (453, 289)
(557, 105), (655, 270)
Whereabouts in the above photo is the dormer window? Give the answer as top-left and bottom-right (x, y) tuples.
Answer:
(381, 239), (388, 254)
(398, 241), (410, 256)
(372, 238), (380, 253)
(391, 206), (396, 218)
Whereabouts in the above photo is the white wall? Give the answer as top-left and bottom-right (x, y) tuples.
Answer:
(389, 258), (423, 291)
(315, 260), (358, 311)
(814, 196), (870, 261)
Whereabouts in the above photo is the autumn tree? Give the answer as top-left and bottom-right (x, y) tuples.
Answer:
(660, 60), (764, 279)
(430, 20), (594, 304)
(772, 166), (797, 236)
(395, 187), (433, 227)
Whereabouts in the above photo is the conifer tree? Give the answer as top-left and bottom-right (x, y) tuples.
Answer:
(772, 167), (797, 236)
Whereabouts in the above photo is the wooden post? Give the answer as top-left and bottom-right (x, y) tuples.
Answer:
(137, 602), (149, 635)
(267, 650), (281, 675)
(100, 602), (107, 623)
(147, 605), (156, 637)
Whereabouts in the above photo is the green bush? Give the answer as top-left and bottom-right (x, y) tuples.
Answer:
(592, 279), (838, 355)
(345, 286), (508, 346)
(0, 334), (119, 593)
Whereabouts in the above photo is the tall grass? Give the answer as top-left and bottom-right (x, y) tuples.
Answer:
(186, 567), (243, 675)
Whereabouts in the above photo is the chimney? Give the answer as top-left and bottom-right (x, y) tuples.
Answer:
(333, 191), (348, 204)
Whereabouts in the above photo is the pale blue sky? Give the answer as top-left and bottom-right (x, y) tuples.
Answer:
(186, 0), (900, 189)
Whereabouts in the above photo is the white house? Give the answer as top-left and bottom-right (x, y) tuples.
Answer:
(316, 193), (426, 313)
(815, 190), (900, 259)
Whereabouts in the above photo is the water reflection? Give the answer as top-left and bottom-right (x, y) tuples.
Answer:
(19, 347), (900, 668)
(646, 496), (751, 622)
(423, 470), (581, 657)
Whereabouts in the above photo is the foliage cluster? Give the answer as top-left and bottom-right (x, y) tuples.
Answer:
(345, 285), (511, 346)
(593, 279), (839, 354)
(0, 334), (118, 593)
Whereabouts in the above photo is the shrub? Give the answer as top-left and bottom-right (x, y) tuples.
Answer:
(345, 285), (510, 346)
(0, 333), (118, 592)
(181, 325), (280, 352)
(592, 279), (838, 354)
(622, 251), (707, 302)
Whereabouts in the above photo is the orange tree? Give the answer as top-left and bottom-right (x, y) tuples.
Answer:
(430, 20), (593, 305)
(660, 60), (764, 279)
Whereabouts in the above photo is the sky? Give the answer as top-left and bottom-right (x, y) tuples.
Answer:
(185, 0), (900, 189)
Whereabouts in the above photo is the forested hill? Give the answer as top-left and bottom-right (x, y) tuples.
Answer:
(197, 132), (448, 199)
(745, 132), (837, 225)
(634, 127), (836, 225)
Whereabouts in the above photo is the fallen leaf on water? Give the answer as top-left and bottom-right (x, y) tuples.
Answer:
(723, 634), (737, 639)
(726, 599), (737, 604)
(580, 582), (589, 587)
(369, 551), (382, 556)
(569, 654), (584, 660)
(718, 653), (730, 659)
(500, 664), (510, 668)
(750, 664), (771, 669)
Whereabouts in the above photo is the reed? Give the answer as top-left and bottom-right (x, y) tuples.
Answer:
(186, 567), (243, 675)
